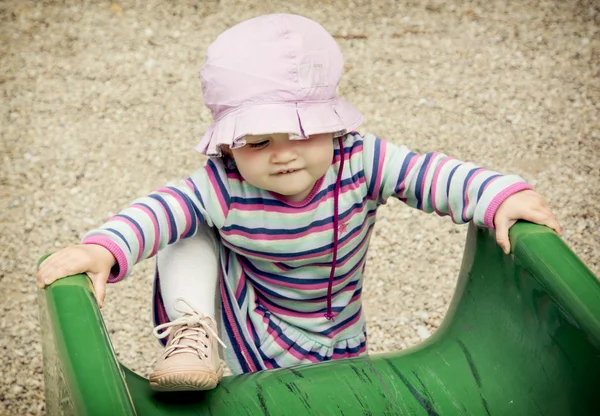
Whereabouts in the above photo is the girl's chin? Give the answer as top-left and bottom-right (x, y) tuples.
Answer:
(272, 187), (313, 202)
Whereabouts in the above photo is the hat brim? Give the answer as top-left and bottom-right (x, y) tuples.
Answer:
(195, 97), (364, 157)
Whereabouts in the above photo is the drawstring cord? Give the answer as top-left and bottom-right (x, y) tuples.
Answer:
(325, 137), (345, 321)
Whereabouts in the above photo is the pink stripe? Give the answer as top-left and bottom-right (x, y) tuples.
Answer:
(206, 169), (229, 216)
(484, 182), (533, 229)
(81, 236), (128, 282)
(241, 259), (361, 291)
(332, 343), (366, 359)
(274, 263), (291, 271)
(418, 152), (440, 209)
(133, 204), (160, 257)
(332, 143), (363, 164)
(431, 157), (453, 215)
(396, 155), (419, 199)
(222, 211), (376, 262)
(225, 170), (244, 181)
(229, 177), (367, 214)
(254, 280), (360, 306)
(371, 140), (386, 201)
(157, 187), (193, 238)
(235, 270), (246, 300)
(257, 311), (320, 363)
(223, 201), (367, 240)
(111, 217), (144, 263)
(246, 315), (254, 344)
(461, 168), (485, 221)
(153, 196), (173, 245)
(327, 309), (363, 338)
(269, 176), (325, 206)
(259, 292), (362, 319)
(220, 274), (258, 372)
(329, 234), (370, 269)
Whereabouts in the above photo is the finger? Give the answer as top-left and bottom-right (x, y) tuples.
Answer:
(38, 252), (85, 287)
(37, 254), (65, 288)
(90, 272), (109, 308)
(42, 261), (77, 286)
(537, 210), (562, 236)
(495, 219), (511, 255)
(37, 253), (60, 287)
(527, 209), (562, 236)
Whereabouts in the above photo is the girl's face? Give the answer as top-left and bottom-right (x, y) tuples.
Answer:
(230, 133), (334, 202)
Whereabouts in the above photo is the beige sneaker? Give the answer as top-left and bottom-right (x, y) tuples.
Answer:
(149, 300), (227, 391)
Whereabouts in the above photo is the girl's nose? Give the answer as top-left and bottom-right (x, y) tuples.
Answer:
(270, 141), (298, 164)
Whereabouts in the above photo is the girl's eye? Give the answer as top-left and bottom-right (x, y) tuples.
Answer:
(247, 140), (269, 149)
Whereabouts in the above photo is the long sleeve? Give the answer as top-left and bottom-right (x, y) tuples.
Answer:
(361, 133), (531, 227)
(81, 159), (231, 282)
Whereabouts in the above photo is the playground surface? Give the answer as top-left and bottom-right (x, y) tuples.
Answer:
(1, 1), (598, 414)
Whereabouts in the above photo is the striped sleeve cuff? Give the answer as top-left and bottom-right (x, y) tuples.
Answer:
(483, 182), (533, 229)
(81, 236), (129, 282)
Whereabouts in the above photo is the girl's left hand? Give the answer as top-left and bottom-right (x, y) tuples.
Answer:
(494, 190), (562, 254)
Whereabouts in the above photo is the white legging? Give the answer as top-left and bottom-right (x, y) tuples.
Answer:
(156, 223), (220, 321)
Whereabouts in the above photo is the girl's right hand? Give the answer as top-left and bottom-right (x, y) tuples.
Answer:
(36, 244), (116, 307)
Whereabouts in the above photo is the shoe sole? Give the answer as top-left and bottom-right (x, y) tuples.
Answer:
(149, 366), (224, 392)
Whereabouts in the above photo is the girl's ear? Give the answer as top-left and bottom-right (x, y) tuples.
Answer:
(221, 145), (233, 157)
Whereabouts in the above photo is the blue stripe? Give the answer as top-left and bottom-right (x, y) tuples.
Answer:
(246, 310), (280, 369)
(226, 194), (367, 236)
(149, 194), (178, 244)
(446, 164), (460, 195)
(461, 168), (479, 222)
(368, 137), (381, 198)
(251, 277), (360, 302)
(239, 251), (367, 286)
(228, 171), (365, 210)
(333, 339), (366, 355)
(221, 285), (263, 373)
(393, 151), (416, 200)
(114, 214), (145, 249)
(477, 174), (500, 201)
(106, 228), (131, 252)
(275, 222), (375, 271)
(320, 306), (363, 336)
(136, 202), (159, 228)
(256, 286), (363, 315)
(414, 153), (433, 210)
(187, 177), (207, 211)
(219, 259), (264, 372)
(261, 309), (365, 362)
(166, 186), (198, 239)
(222, 209), (377, 260)
(333, 136), (361, 157)
(237, 281), (247, 308)
(220, 308), (251, 373)
(206, 160), (231, 207)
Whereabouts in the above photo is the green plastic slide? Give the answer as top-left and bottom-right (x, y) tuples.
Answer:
(38, 223), (600, 415)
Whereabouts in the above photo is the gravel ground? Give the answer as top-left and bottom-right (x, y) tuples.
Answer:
(1, 0), (598, 414)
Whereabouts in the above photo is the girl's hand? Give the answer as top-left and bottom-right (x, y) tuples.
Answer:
(36, 244), (116, 307)
(494, 190), (562, 255)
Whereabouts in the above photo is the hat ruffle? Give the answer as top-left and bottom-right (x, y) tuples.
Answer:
(195, 97), (364, 157)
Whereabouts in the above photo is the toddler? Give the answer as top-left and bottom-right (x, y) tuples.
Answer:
(37, 14), (561, 392)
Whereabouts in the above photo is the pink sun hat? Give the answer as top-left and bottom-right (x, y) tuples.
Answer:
(196, 13), (364, 157)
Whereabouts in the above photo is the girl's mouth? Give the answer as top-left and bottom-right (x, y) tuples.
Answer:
(275, 169), (300, 175)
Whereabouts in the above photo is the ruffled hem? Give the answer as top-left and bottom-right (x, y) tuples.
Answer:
(252, 306), (367, 369)
(195, 97), (364, 157)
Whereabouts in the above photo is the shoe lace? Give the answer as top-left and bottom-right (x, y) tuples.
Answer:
(152, 299), (227, 357)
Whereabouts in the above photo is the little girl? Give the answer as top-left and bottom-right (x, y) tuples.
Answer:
(36, 14), (561, 392)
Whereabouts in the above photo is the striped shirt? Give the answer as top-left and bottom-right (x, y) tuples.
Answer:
(83, 132), (530, 374)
